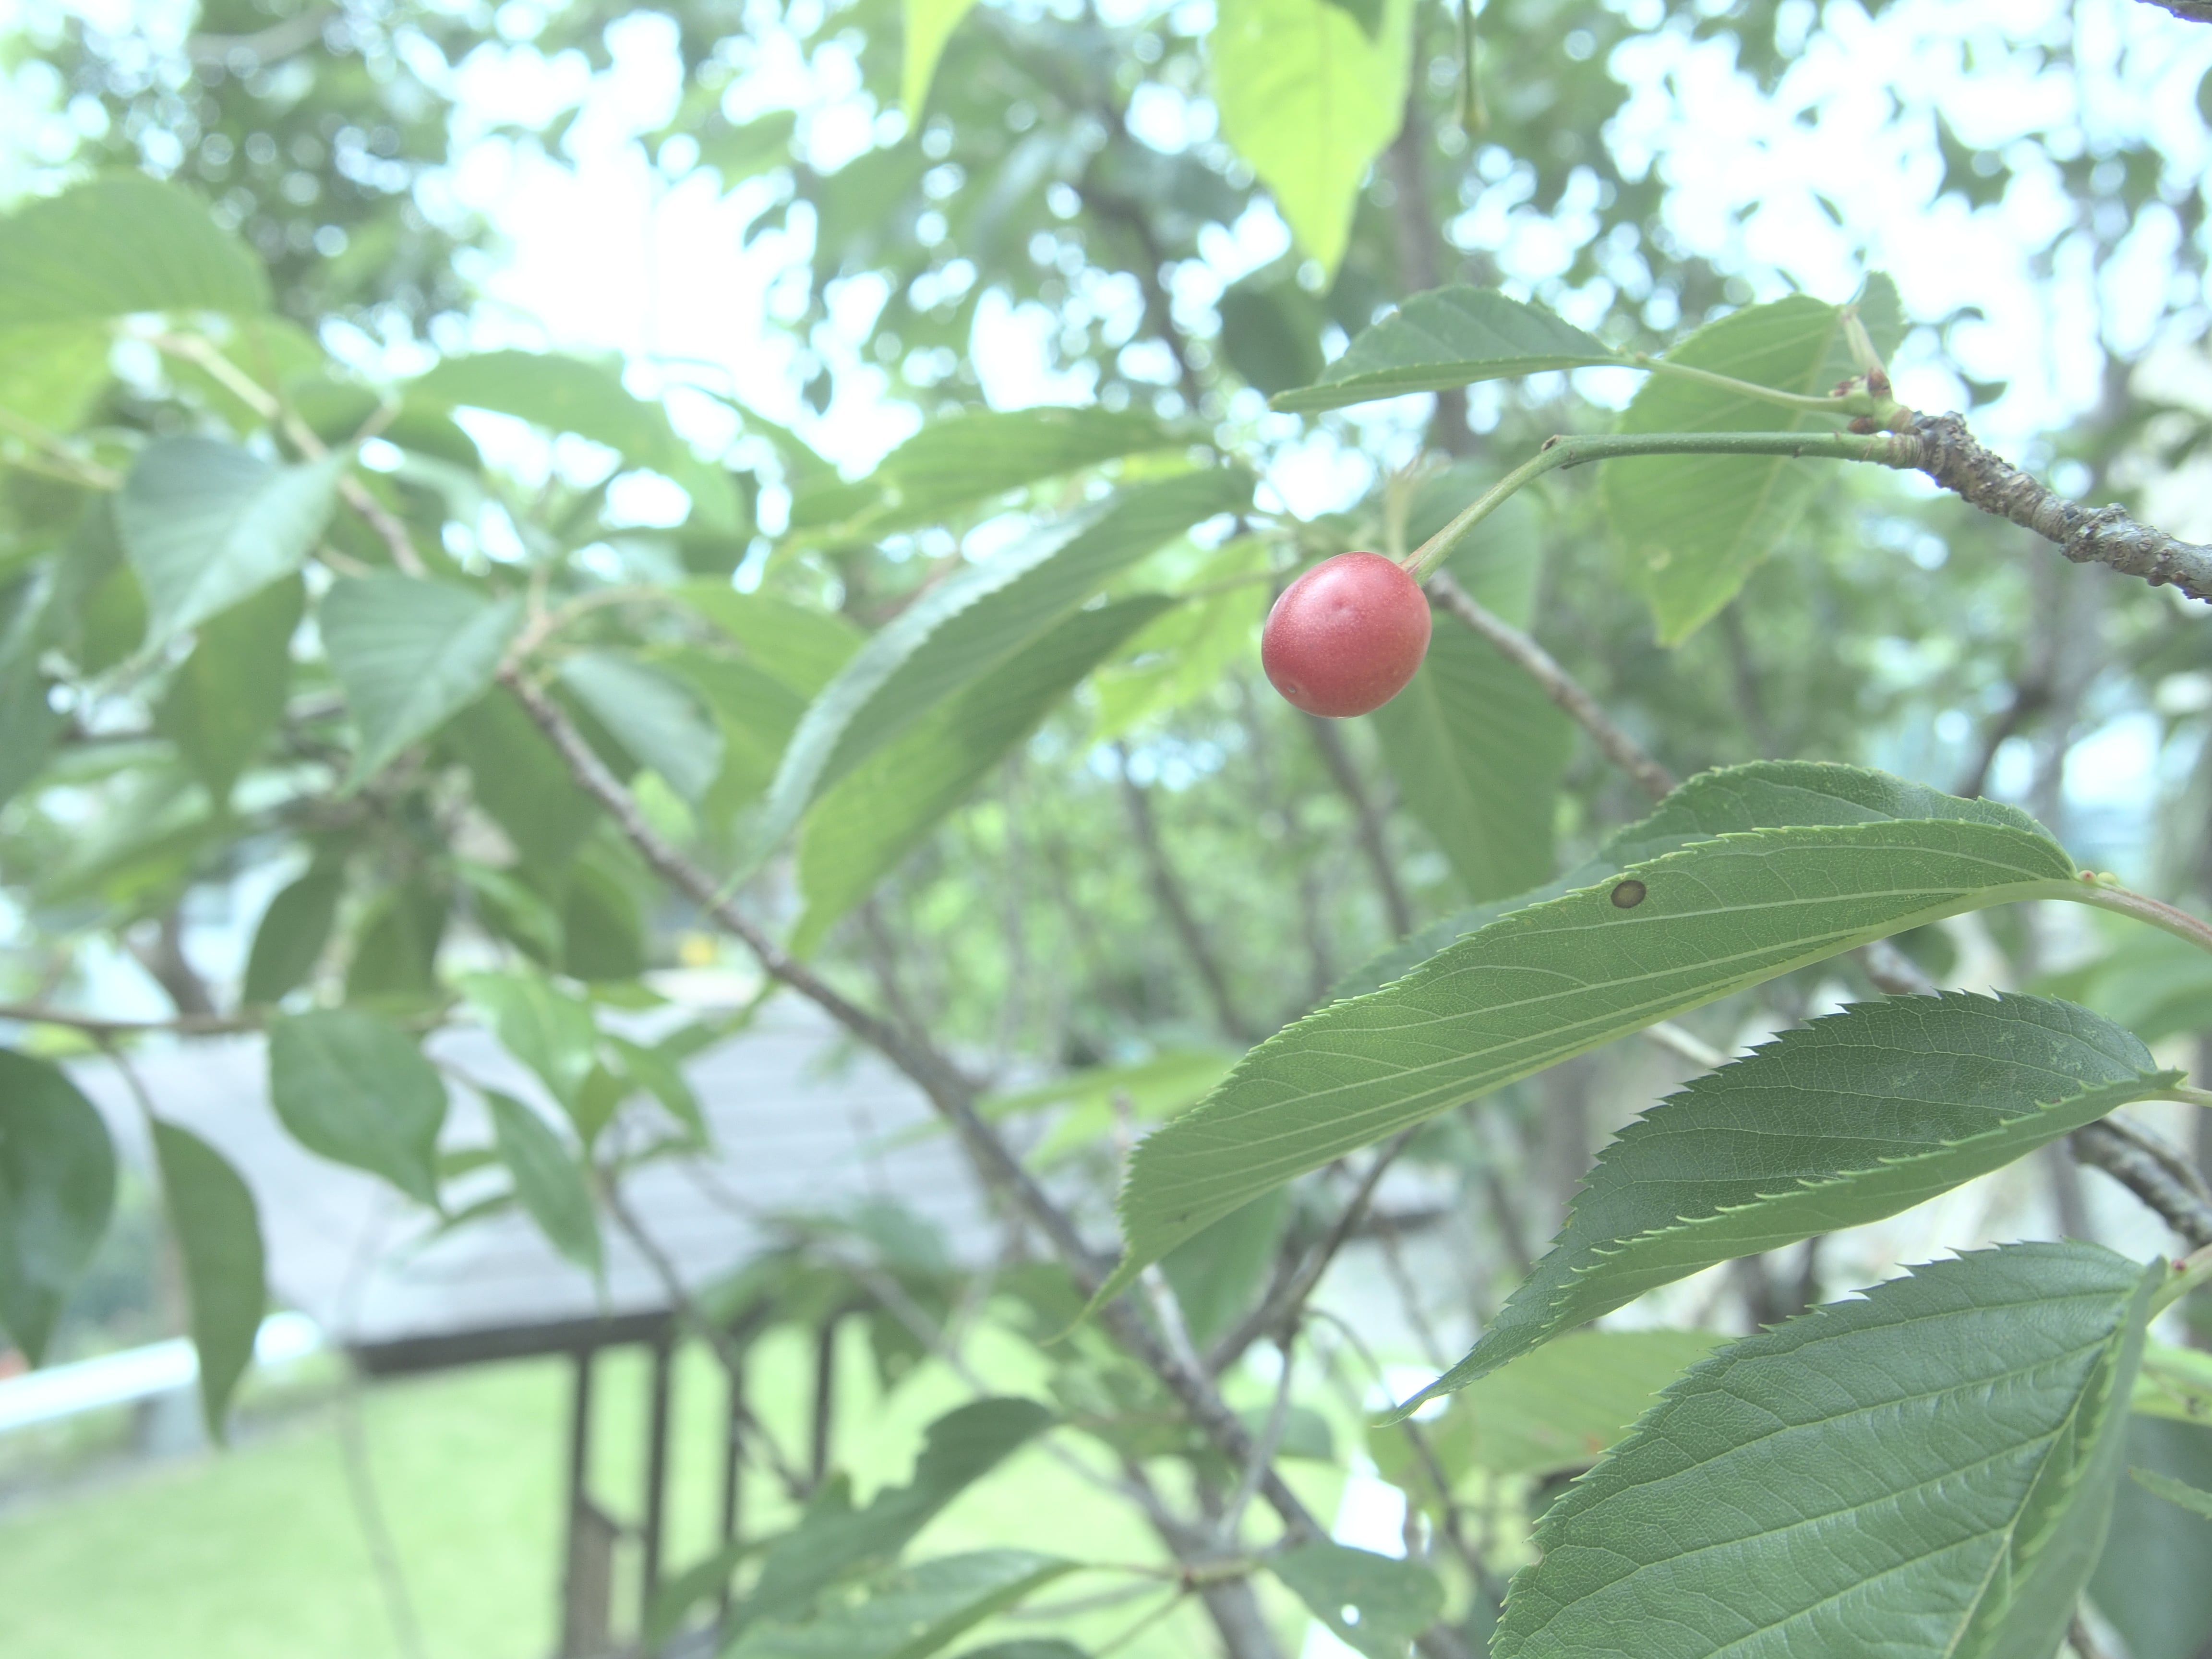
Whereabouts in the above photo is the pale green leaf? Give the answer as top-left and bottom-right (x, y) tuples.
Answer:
(485, 1089), (601, 1274)
(1269, 1542), (1443, 1659)
(156, 574), (303, 799)
(0, 1052), (118, 1365)
(558, 650), (724, 804)
(729, 1551), (1074, 1659)
(654, 647), (809, 821)
(0, 174), (269, 323)
(2092, 1419), (2212, 1659)
(321, 576), (522, 784)
(763, 469), (1250, 840)
(694, 110), (799, 185)
(1494, 1245), (2160, 1659)
(793, 597), (1172, 952)
(461, 969), (601, 1118)
(267, 1010), (447, 1205)
(1603, 276), (1900, 644)
(117, 438), (341, 645)
(242, 861), (345, 1004)
(0, 323), (112, 430)
(1091, 539), (1270, 740)
(1415, 993), (2178, 1408)
(675, 585), (863, 698)
(871, 407), (1184, 531)
(737, 1398), (1055, 1635)
(1211, 0), (1415, 278)
(2135, 1466), (2212, 1519)
(413, 350), (681, 471)
(443, 688), (600, 870)
(1370, 617), (1571, 902)
(1097, 762), (2079, 1307)
(151, 1120), (266, 1440)
(1374, 1329), (1723, 1488)
(1272, 287), (1618, 414)
(904, 0), (982, 116)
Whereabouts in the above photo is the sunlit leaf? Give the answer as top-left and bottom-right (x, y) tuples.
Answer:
(0, 174), (269, 323)
(559, 650), (724, 805)
(870, 407), (1184, 531)
(904, 0), (982, 116)
(1212, 0), (1415, 278)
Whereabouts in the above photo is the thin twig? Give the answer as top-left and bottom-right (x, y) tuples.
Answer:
(1207, 1131), (1414, 1374)
(1304, 715), (1414, 938)
(0, 1001), (263, 1037)
(2073, 1118), (2212, 1248)
(1424, 571), (1676, 800)
(1115, 743), (1260, 1043)
(1218, 1337), (1295, 1546)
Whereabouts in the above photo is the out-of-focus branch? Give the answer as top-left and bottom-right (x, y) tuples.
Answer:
(1424, 571), (1677, 800)
(2074, 1117), (2212, 1248)
(2138, 0), (2212, 23)
(1115, 744), (1261, 1044)
(1303, 715), (1414, 939)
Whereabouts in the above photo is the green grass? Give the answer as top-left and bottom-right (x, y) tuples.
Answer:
(0, 1325), (1342, 1658)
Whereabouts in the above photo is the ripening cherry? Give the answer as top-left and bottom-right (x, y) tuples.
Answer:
(1260, 552), (1432, 718)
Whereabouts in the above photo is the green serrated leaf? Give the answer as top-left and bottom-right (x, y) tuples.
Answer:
(674, 586), (863, 698)
(1097, 762), (2077, 1308)
(321, 576), (522, 785)
(1603, 277), (1899, 643)
(558, 650), (723, 804)
(117, 438), (341, 646)
(0, 1052), (118, 1365)
(1272, 287), (1619, 414)
(763, 469), (1250, 842)
(793, 596), (1172, 952)
(1412, 993), (2178, 1409)
(734, 1398), (1055, 1639)
(1212, 0), (1415, 278)
(267, 1010), (447, 1205)
(485, 1089), (601, 1274)
(461, 969), (601, 1119)
(871, 407), (1183, 531)
(1269, 1541), (1443, 1659)
(1370, 617), (1570, 902)
(1494, 1245), (2160, 1659)
(730, 1551), (1073, 1659)
(151, 1120), (266, 1440)
(0, 174), (270, 323)
(156, 574), (303, 800)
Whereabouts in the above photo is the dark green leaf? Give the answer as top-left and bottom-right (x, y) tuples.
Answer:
(0, 1052), (118, 1364)
(558, 856), (646, 983)
(728, 1551), (1074, 1659)
(1218, 277), (1326, 396)
(445, 688), (600, 870)
(1370, 616), (1571, 902)
(1415, 993), (2178, 1407)
(1273, 287), (1618, 413)
(267, 1010), (447, 1205)
(0, 649), (62, 812)
(1159, 1186), (1290, 1351)
(151, 1120), (266, 1440)
(117, 438), (340, 645)
(1098, 763), (2078, 1307)
(241, 862), (345, 1004)
(1269, 1542), (1443, 1659)
(485, 1089), (601, 1274)
(321, 576), (522, 784)
(871, 407), (1183, 530)
(344, 878), (448, 1001)
(953, 1644), (1088, 1659)
(738, 1398), (1054, 1634)
(1493, 1245), (2160, 1659)
(765, 469), (1251, 839)
(156, 574), (303, 799)
(558, 651), (723, 805)
(0, 175), (269, 323)
(793, 597), (1173, 951)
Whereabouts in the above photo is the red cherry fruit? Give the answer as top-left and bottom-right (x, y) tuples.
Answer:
(1261, 552), (1432, 718)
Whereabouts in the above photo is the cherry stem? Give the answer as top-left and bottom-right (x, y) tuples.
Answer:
(2065, 879), (2212, 960)
(1400, 428), (1917, 582)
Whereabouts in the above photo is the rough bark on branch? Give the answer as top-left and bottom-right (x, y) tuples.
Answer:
(1907, 412), (2212, 602)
